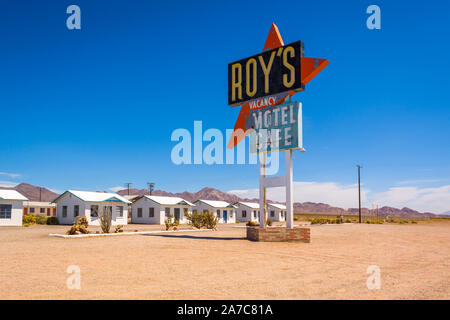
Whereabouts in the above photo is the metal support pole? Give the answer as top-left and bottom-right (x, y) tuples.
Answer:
(286, 149), (294, 229)
(357, 165), (362, 223)
(259, 152), (266, 228)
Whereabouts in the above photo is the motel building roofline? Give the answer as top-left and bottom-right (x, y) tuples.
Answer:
(51, 190), (131, 205)
(193, 199), (237, 209)
(131, 195), (195, 207)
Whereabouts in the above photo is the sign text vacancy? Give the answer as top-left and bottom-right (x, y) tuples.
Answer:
(228, 41), (304, 106)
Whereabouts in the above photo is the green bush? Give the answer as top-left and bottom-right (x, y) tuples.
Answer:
(46, 216), (59, 225)
(365, 220), (384, 224)
(202, 211), (219, 230)
(23, 214), (36, 226)
(399, 219), (409, 224)
(235, 220), (240, 224)
(35, 214), (48, 225)
(266, 219), (273, 226)
(184, 211), (203, 229)
(308, 217), (331, 225)
(185, 211), (219, 230)
(411, 219), (418, 224)
(293, 216), (299, 221)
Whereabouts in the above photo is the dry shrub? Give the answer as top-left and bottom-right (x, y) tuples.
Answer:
(67, 216), (90, 235)
(164, 214), (179, 231)
(246, 220), (259, 227)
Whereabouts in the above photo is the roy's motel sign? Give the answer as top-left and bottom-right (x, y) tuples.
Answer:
(226, 23), (329, 230)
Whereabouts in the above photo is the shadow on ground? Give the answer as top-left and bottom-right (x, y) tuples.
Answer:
(143, 234), (246, 241)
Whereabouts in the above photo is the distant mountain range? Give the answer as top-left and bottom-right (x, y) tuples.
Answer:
(0, 183), (58, 202)
(1, 183), (445, 218)
(116, 187), (440, 218)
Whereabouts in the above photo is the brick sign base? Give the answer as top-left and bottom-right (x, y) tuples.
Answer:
(246, 226), (310, 242)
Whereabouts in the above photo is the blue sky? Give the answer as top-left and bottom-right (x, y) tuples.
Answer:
(1, 0), (449, 212)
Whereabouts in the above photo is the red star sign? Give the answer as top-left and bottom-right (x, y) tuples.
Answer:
(227, 23), (329, 149)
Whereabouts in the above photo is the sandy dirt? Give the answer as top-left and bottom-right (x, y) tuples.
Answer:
(0, 221), (449, 299)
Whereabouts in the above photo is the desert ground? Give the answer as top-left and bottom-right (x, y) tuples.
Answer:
(0, 220), (449, 299)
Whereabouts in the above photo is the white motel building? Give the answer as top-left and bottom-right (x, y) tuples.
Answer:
(23, 201), (56, 216)
(130, 195), (195, 225)
(0, 190), (29, 226)
(52, 190), (131, 226)
(267, 203), (287, 222)
(234, 202), (260, 223)
(193, 199), (237, 223)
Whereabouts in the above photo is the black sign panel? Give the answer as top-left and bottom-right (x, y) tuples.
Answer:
(228, 41), (304, 106)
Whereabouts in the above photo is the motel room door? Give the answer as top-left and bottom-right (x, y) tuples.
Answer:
(223, 210), (228, 223)
(174, 208), (180, 221)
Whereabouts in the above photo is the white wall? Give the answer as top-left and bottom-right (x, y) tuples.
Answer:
(84, 202), (128, 226)
(267, 205), (286, 222)
(193, 202), (236, 223)
(56, 193), (128, 226)
(235, 204), (259, 222)
(0, 200), (24, 226)
(56, 194), (85, 225)
(131, 198), (193, 225)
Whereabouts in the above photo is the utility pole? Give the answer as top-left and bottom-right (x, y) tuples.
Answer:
(147, 182), (155, 196)
(39, 187), (42, 202)
(124, 183), (132, 196)
(357, 165), (362, 223)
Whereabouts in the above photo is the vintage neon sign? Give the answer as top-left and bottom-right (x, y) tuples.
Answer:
(228, 41), (304, 107)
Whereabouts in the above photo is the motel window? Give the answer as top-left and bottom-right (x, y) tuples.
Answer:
(230, 210), (233, 217)
(270, 210), (275, 217)
(62, 206), (68, 218)
(216, 210), (220, 217)
(253, 211), (257, 218)
(193, 209), (197, 214)
(90, 205), (98, 218)
(30, 207), (35, 213)
(184, 208), (188, 217)
(117, 206), (124, 218)
(203, 209), (208, 214)
(74, 205), (79, 217)
(242, 210), (247, 218)
(165, 207), (170, 218)
(138, 208), (143, 218)
(0, 205), (12, 219)
(40, 208), (45, 214)
(149, 207), (154, 218)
